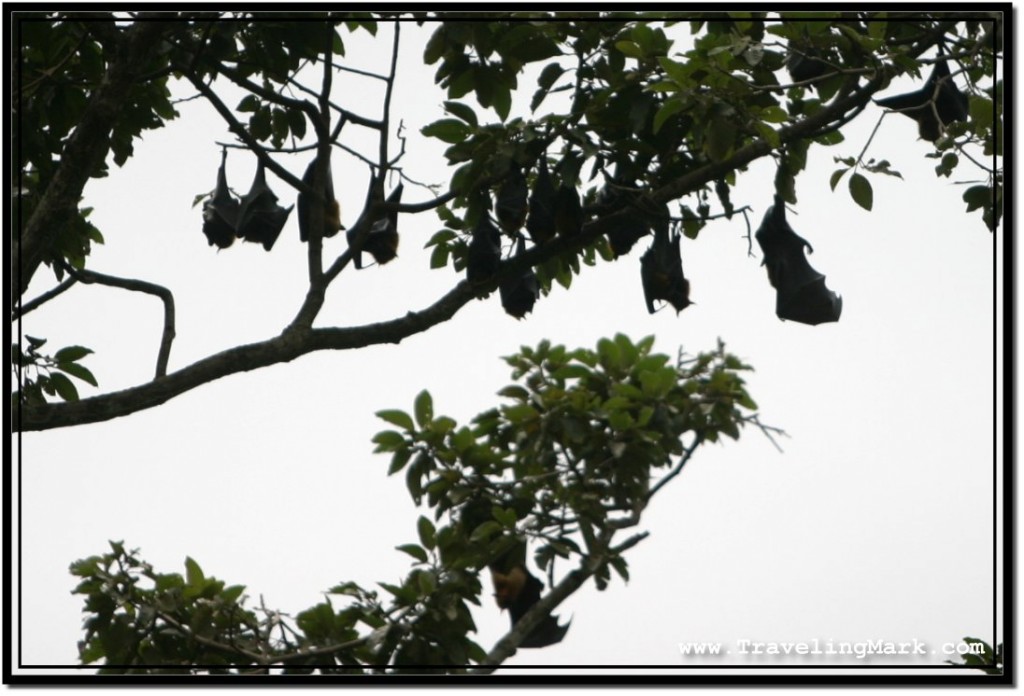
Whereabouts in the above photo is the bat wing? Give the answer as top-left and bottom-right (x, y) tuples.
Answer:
(496, 164), (528, 232)
(526, 159), (557, 244)
(777, 275), (842, 324)
(202, 196), (239, 249)
(499, 236), (540, 318)
(202, 152), (240, 249)
(466, 215), (502, 285)
(237, 162), (293, 251)
(756, 196), (841, 325)
(640, 228), (691, 314)
(554, 185), (582, 238)
(506, 572), (571, 648)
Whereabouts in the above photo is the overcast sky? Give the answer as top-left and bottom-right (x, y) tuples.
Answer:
(12, 19), (1003, 679)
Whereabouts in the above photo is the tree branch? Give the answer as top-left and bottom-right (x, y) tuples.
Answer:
(59, 262), (176, 379)
(17, 51), (900, 433)
(13, 278), (78, 319)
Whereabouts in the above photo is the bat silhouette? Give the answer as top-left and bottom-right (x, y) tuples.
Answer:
(348, 182), (402, 268)
(525, 157), (557, 244)
(491, 562), (571, 648)
(236, 160), (293, 251)
(298, 155), (343, 242)
(202, 149), (240, 249)
(554, 184), (582, 238)
(755, 194), (842, 325)
(499, 235), (540, 319)
(875, 55), (969, 142)
(496, 162), (528, 232)
(461, 498), (570, 649)
(640, 218), (691, 314)
(786, 43), (831, 85)
(466, 213), (502, 285)
(597, 174), (650, 257)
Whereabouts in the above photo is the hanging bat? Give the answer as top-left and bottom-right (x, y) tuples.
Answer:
(466, 212), (502, 285)
(786, 44), (831, 85)
(553, 184), (582, 238)
(460, 498), (570, 649)
(496, 162), (528, 232)
(755, 194), (842, 325)
(499, 235), (540, 319)
(348, 182), (402, 268)
(598, 174), (650, 257)
(202, 149), (240, 249)
(236, 160), (294, 251)
(298, 154), (343, 242)
(491, 561), (571, 648)
(526, 157), (557, 244)
(639, 217), (691, 314)
(875, 54), (969, 142)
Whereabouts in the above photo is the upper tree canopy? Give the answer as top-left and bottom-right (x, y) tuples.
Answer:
(13, 12), (1001, 428)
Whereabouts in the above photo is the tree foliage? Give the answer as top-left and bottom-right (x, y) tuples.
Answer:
(13, 12), (1001, 427)
(11, 11), (1002, 674)
(71, 335), (761, 672)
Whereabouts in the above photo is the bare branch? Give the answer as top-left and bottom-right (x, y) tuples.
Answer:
(646, 432), (704, 503)
(13, 278), (77, 319)
(59, 262), (176, 379)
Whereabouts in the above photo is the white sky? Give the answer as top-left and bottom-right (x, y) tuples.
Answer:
(11, 19), (1003, 680)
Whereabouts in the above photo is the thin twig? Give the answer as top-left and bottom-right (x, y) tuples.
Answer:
(14, 278), (77, 318)
(646, 432), (704, 503)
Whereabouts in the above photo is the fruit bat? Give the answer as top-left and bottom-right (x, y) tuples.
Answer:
(755, 195), (842, 325)
(460, 498), (570, 649)
(597, 177), (650, 257)
(499, 235), (540, 319)
(640, 218), (691, 314)
(491, 563), (571, 648)
(202, 149), (240, 249)
(298, 155), (343, 242)
(348, 182), (402, 269)
(466, 213), (502, 285)
(496, 162), (528, 232)
(525, 158), (556, 244)
(236, 160), (294, 251)
(875, 55), (969, 142)
(786, 48), (830, 85)
(554, 184), (582, 238)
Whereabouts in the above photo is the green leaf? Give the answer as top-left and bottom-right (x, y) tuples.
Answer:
(652, 99), (685, 135)
(387, 448), (413, 476)
(848, 172), (873, 211)
(184, 557), (204, 588)
(54, 345), (93, 362)
(470, 520), (502, 542)
(492, 86), (512, 122)
(615, 40), (644, 59)
(759, 106), (789, 124)
(962, 185), (991, 212)
(377, 409), (415, 432)
(372, 430), (406, 452)
(56, 361), (98, 387)
(48, 372), (79, 402)
(421, 119), (470, 144)
(237, 95), (260, 112)
(396, 544), (429, 564)
(221, 585), (246, 604)
(414, 390), (433, 428)
(829, 167), (848, 191)
(443, 100), (478, 128)
(536, 62), (564, 90)
(417, 516), (437, 550)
